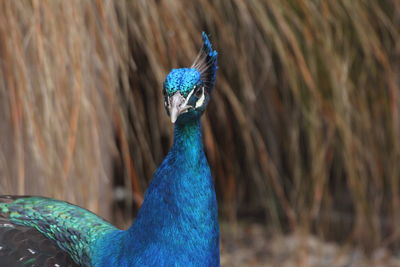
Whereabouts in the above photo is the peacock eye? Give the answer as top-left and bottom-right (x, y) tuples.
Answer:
(194, 85), (203, 98)
(162, 87), (167, 97)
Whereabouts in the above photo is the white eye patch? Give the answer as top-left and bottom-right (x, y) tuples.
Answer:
(195, 87), (205, 108)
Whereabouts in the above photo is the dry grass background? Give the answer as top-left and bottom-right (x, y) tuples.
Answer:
(0, 0), (400, 258)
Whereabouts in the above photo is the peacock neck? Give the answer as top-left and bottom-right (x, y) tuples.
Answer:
(115, 118), (219, 266)
(172, 120), (204, 161)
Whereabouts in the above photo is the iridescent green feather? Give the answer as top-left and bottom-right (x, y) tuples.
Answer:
(0, 196), (116, 266)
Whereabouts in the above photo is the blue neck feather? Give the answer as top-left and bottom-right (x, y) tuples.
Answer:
(93, 119), (219, 267)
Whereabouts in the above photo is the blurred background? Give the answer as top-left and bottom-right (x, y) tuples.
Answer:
(1, 0), (400, 266)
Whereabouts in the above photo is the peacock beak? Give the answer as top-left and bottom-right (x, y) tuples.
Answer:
(169, 92), (188, 123)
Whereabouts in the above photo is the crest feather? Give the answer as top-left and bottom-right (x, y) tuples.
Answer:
(191, 32), (218, 93)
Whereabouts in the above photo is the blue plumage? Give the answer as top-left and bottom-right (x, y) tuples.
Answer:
(0, 32), (219, 267)
(164, 68), (201, 96)
(93, 121), (219, 266)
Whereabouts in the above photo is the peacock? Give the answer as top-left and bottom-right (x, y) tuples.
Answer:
(0, 32), (219, 267)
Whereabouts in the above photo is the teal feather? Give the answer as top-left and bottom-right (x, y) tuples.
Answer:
(0, 196), (115, 265)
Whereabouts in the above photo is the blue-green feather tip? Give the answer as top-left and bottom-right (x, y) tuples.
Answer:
(201, 32), (218, 61)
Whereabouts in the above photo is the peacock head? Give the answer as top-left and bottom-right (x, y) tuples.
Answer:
(163, 32), (218, 124)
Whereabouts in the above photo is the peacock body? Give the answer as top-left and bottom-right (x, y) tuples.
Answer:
(0, 32), (219, 267)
